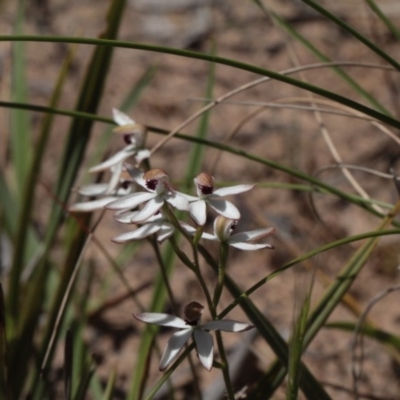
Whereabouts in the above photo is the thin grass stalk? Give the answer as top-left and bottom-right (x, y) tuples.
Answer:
(287, 270), (314, 400)
(0, 284), (9, 400)
(301, 0), (400, 71)
(364, 0), (400, 42)
(1, 36), (400, 129)
(101, 368), (117, 400)
(64, 329), (74, 400)
(304, 199), (400, 347)
(325, 322), (400, 350)
(254, 0), (390, 115)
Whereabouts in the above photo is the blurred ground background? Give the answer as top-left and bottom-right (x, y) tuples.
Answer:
(1, 0), (400, 399)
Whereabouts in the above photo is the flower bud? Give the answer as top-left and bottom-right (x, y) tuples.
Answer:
(143, 168), (169, 192)
(183, 301), (204, 326)
(194, 173), (214, 197)
(113, 123), (147, 147)
(214, 216), (237, 242)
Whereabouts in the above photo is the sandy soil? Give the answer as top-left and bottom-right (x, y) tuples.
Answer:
(1, 0), (400, 399)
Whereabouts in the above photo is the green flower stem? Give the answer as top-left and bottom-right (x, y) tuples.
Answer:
(215, 330), (235, 400)
(148, 230), (202, 400)
(149, 237), (178, 314)
(162, 204), (215, 314)
(213, 242), (229, 309)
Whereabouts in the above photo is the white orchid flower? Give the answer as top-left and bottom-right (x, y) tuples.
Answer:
(69, 179), (134, 213)
(201, 216), (275, 250)
(182, 173), (254, 226)
(112, 211), (195, 244)
(88, 109), (150, 195)
(134, 301), (253, 371)
(106, 168), (189, 223)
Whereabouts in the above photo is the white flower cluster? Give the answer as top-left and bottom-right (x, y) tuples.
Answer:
(69, 109), (276, 372)
(69, 109), (275, 250)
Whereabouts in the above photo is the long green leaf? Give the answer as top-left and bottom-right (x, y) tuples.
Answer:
(1, 36), (400, 128)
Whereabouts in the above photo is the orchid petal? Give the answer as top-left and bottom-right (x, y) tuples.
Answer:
(166, 193), (189, 211)
(201, 320), (254, 332)
(111, 222), (161, 243)
(159, 329), (193, 371)
(189, 200), (207, 226)
(125, 165), (147, 189)
(229, 242), (272, 251)
(105, 161), (124, 194)
(157, 223), (175, 243)
(200, 232), (218, 241)
(179, 222), (197, 235)
(193, 329), (214, 371)
(175, 191), (198, 202)
(135, 149), (151, 163)
(207, 198), (240, 220)
(77, 183), (108, 196)
(134, 313), (188, 328)
(112, 108), (135, 126)
(69, 197), (117, 212)
(130, 196), (164, 223)
(106, 192), (155, 210)
(89, 149), (134, 173)
(229, 227), (275, 243)
(213, 184), (255, 197)
(114, 210), (140, 224)
(115, 183), (133, 196)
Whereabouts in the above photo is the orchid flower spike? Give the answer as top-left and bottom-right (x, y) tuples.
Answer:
(134, 301), (253, 371)
(106, 167), (189, 223)
(183, 172), (254, 226)
(201, 215), (275, 250)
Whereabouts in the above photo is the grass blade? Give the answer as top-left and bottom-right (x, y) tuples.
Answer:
(9, 0), (31, 196)
(325, 321), (400, 350)
(0, 284), (9, 400)
(1, 36), (400, 129)
(255, 0), (390, 115)
(101, 368), (117, 400)
(64, 329), (74, 400)
(301, 0), (400, 71)
(364, 0), (400, 42)
(304, 200), (400, 347)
